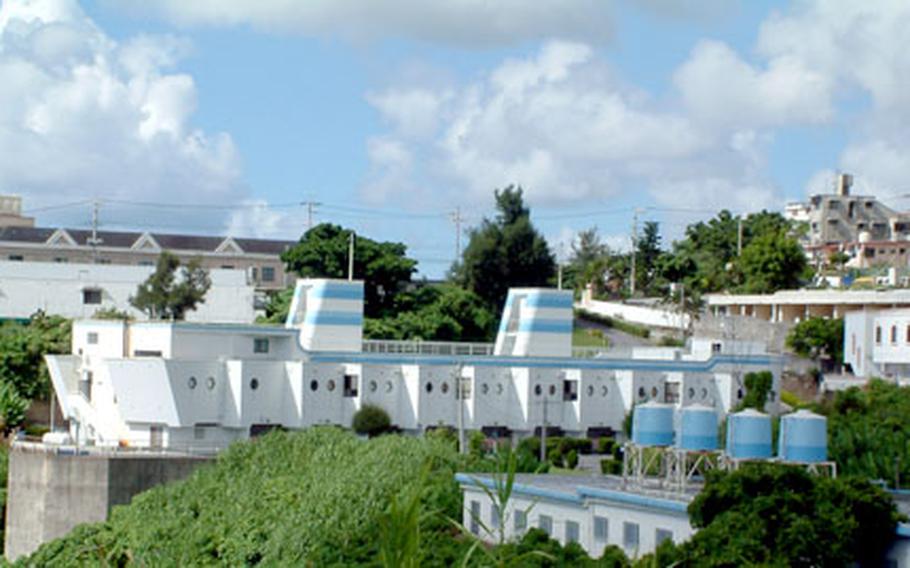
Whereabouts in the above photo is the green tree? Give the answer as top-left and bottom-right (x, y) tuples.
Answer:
(281, 224), (417, 319)
(0, 381), (28, 433)
(663, 464), (899, 567)
(739, 370), (773, 411)
(257, 287), (294, 325)
(0, 312), (71, 401)
(737, 230), (808, 293)
(786, 317), (844, 364)
(130, 252), (211, 320)
(454, 186), (556, 310)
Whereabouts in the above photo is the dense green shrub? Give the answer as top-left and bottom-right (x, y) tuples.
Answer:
(597, 438), (616, 455)
(22, 428), (473, 566)
(352, 404), (391, 437)
(565, 450), (579, 470)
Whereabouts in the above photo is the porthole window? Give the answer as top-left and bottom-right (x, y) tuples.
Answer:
(441, 382), (449, 394)
(601, 385), (609, 397)
(496, 383), (503, 395)
(310, 380), (318, 391)
(688, 387), (695, 399)
(385, 381), (393, 393)
(206, 376), (216, 390)
(426, 382), (433, 393)
(638, 387), (646, 399)
(534, 384), (542, 396)
(327, 379), (336, 392)
(587, 385), (594, 397)
(701, 388), (708, 400)
(651, 387), (658, 398)
(548, 384), (556, 396)
(370, 380), (378, 392)
(250, 378), (259, 391)
(482, 383), (490, 395)
(188, 376), (197, 390)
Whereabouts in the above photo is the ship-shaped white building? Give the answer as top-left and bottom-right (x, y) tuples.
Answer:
(45, 279), (781, 451)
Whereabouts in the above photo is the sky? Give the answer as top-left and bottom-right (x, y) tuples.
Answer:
(2, 0), (910, 277)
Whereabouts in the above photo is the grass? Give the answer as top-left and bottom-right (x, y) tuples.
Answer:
(572, 326), (610, 348)
(575, 308), (651, 339)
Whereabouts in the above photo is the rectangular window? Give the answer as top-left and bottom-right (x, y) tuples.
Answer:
(262, 266), (276, 282)
(514, 509), (527, 532)
(594, 516), (608, 542)
(53, 257), (68, 263)
(82, 289), (102, 304)
(623, 522), (639, 549)
(8, 254), (23, 261)
(97, 258), (111, 264)
(891, 326), (898, 344)
(343, 374), (359, 397)
(711, 342), (722, 354)
(656, 528), (673, 545)
(253, 338), (270, 353)
(490, 504), (500, 529)
(250, 267), (259, 282)
(562, 379), (578, 401)
(876, 326), (883, 344)
(133, 349), (163, 357)
(538, 515), (553, 536)
(565, 520), (580, 544)
(138, 260), (154, 266)
(220, 265), (235, 269)
(149, 425), (164, 449)
(469, 501), (480, 535)
(87, 332), (99, 345)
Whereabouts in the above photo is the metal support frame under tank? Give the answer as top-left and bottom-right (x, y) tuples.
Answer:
(665, 449), (721, 491)
(622, 443), (670, 490)
(720, 456), (837, 478)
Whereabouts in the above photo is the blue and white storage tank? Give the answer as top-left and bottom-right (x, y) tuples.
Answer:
(677, 405), (718, 451)
(632, 402), (674, 447)
(725, 409), (773, 460)
(778, 409), (827, 463)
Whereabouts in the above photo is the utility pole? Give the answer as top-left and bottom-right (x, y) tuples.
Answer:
(87, 199), (103, 263)
(302, 200), (322, 231)
(630, 209), (640, 296)
(539, 397), (548, 463)
(455, 364), (465, 455)
(347, 232), (355, 281)
(557, 241), (565, 290)
(450, 207), (466, 260)
(679, 283), (686, 338)
(737, 215), (744, 256)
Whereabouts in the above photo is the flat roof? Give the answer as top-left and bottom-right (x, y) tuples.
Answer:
(456, 473), (695, 513)
(707, 289), (910, 306)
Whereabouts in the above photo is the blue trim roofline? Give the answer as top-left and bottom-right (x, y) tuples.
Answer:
(311, 351), (778, 373)
(577, 486), (690, 514)
(455, 474), (584, 506)
(310, 282), (364, 300)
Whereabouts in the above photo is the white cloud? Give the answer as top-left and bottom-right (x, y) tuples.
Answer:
(226, 200), (299, 239)
(0, 0), (243, 230)
(365, 40), (788, 213)
(116, 0), (617, 47)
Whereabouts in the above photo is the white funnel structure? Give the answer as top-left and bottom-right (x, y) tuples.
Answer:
(286, 279), (364, 352)
(494, 288), (573, 357)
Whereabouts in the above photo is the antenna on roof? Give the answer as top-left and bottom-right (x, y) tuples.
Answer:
(86, 199), (103, 263)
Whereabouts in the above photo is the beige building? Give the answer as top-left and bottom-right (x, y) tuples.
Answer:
(0, 197), (295, 292)
(707, 289), (910, 324)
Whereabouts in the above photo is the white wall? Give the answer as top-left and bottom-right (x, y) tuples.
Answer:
(0, 260), (255, 323)
(578, 298), (689, 330)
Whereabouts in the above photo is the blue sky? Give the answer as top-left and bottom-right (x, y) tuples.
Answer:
(2, 1), (908, 277)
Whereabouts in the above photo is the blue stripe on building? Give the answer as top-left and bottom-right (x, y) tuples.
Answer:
(310, 282), (364, 300)
(525, 293), (573, 309)
(304, 311), (364, 326)
(517, 319), (572, 334)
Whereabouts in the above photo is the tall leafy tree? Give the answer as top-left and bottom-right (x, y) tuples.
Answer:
(0, 312), (71, 401)
(130, 252), (211, 320)
(281, 224), (417, 319)
(737, 230), (808, 293)
(786, 317), (844, 364)
(454, 186), (556, 309)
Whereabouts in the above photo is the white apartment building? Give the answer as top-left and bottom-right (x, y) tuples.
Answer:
(0, 260), (256, 323)
(45, 280), (782, 452)
(458, 473), (910, 564)
(844, 308), (910, 379)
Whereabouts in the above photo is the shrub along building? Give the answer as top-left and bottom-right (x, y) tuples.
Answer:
(44, 280), (781, 451)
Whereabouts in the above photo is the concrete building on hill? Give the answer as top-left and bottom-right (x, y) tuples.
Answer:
(0, 195), (295, 292)
(0, 260), (256, 323)
(44, 280), (781, 452)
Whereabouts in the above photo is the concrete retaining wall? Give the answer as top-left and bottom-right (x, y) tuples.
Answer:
(4, 443), (210, 561)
